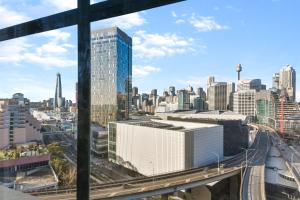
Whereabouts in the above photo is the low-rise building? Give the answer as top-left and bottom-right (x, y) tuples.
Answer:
(155, 112), (249, 156)
(108, 120), (223, 176)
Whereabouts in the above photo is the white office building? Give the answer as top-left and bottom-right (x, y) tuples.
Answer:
(233, 89), (256, 117)
(108, 120), (223, 176)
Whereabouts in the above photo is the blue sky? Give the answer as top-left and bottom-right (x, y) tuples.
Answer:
(0, 0), (299, 102)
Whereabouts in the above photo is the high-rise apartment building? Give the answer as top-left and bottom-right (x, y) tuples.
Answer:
(91, 27), (132, 126)
(132, 87), (138, 97)
(233, 90), (256, 117)
(186, 85), (195, 95)
(0, 94), (41, 148)
(272, 73), (280, 90)
(208, 82), (227, 111)
(279, 65), (296, 102)
(196, 87), (206, 100)
(169, 86), (176, 96)
(237, 79), (262, 92)
(227, 82), (235, 110)
(178, 90), (190, 110)
(131, 86), (139, 110)
(207, 76), (215, 87)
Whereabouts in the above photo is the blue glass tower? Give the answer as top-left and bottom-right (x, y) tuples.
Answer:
(91, 27), (132, 126)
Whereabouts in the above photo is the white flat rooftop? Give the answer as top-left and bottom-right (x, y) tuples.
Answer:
(156, 112), (247, 121)
(116, 119), (221, 131)
(151, 119), (221, 129)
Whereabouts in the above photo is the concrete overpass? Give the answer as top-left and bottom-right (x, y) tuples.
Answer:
(32, 167), (240, 200)
(27, 135), (265, 200)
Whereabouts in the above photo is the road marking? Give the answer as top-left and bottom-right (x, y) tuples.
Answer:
(108, 192), (117, 197)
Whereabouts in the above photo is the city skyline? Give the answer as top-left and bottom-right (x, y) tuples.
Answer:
(0, 0), (299, 102)
(1, 1), (300, 199)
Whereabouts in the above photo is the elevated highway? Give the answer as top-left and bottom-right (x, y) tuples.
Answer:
(27, 128), (266, 199)
(271, 132), (300, 191)
(31, 167), (240, 200)
(240, 132), (270, 200)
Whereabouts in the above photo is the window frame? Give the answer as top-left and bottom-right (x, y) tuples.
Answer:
(0, 1), (185, 199)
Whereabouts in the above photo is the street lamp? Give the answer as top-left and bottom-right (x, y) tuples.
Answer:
(291, 152), (295, 167)
(211, 152), (220, 174)
(149, 161), (154, 185)
(240, 161), (245, 182)
(241, 148), (255, 168)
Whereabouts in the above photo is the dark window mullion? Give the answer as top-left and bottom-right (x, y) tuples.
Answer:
(77, 0), (91, 200)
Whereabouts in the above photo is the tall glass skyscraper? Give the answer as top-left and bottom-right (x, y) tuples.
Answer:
(54, 73), (64, 108)
(91, 27), (132, 127)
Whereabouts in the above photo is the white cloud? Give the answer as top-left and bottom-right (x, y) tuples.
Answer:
(0, 5), (29, 28)
(177, 76), (208, 87)
(213, 6), (220, 11)
(225, 5), (241, 12)
(100, 12), (146, 30)
(171, 11), (177, 18)
(176, 75), (234, 89)
(37, 42), (68, 55)
(0, 38), (30, 63)
(189, 15), (228, 32)
(133, 65), (161, 77)
(43, 0), (76, 11)
(23, 53), (76, 68)
(172, 12), (228, 32)
(32, 30), (76, 68)
(38, 30), (71, 42)
(133, 31), (195, 58)
(175, 19), (185, 24)
(0, 72), (53, 101)
(0, 29), (76, 68)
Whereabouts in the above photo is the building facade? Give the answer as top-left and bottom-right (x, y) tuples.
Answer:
(279, 65), (296, 102)
(91, 27), (132, 127)
(108, 120), (223, 176)
(227, 82), (235, 111)
(0, 95), (41, 149)
(91, 125), (108, 158)
(233, 89), (256, 118)
(178, 90), (190, 110)
(256, 90), (277, 126)
(208, 82), (228, 111)
(169, 86), (176, 96)
(237, 79), (262, 92)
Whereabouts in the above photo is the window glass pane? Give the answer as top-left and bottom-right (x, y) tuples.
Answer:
(0, 27), (77, 198)
(0, 0), (77, 25)
(1, 0), (300, 200)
